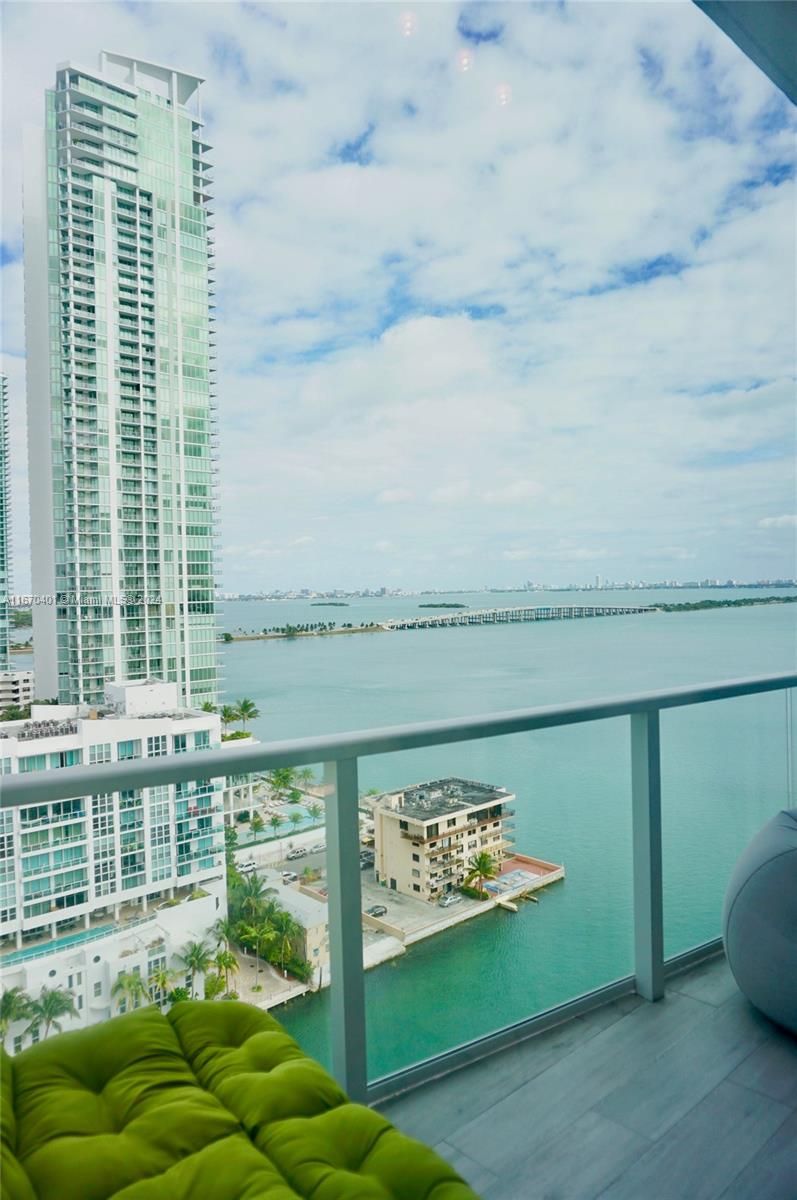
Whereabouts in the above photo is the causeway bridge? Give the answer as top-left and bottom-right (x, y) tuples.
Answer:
(383, 604), (657, 631)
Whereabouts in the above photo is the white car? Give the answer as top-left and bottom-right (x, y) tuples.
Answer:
(309, 843), (326, 854)
(281, 871), (298, 883)
(438, 893), (462, 908)
(286, 848), (306, 860)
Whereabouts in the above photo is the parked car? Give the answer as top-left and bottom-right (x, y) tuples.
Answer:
(286, 848), (306, 860)
(309, 843), (326, 854)
(240, 862), (256, 875)
(366, 904), (387, 918)
(281, 871), (298, 883)
(438, 893), (462, 908)
(360, 859), (372, 871)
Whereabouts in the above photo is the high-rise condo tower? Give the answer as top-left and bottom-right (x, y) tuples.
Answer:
(24, 53), (218, 705)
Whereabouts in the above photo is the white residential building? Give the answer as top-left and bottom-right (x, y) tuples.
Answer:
(23, 53), (218, 706)
(0, 375), (9, 671)
(0, 680), (226, 1050)
(373, 778), (515, 902)
(0, 670), (35, 711)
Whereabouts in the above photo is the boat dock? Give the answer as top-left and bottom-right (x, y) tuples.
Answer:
(383, 604), (656, 631)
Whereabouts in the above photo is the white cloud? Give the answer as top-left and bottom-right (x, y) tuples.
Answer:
(1, 1), (795, 589)
(376, 488), (415, 505)
(759, 515), (797, 529)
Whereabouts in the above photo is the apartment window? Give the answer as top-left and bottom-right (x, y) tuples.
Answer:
(173, 733), (187, 753)
(147, 735), (168, 757)
(13, 1037), (23, 1055)
(413, 884), (420, 892)
(194, 730), (210, 750)
(399, 820), (408, 831)
(50, 750), (82, 769)
(89, 743), (111, 765)
(93, 980), (102, 997)
(411, 853), (420, 862)
(411, 869), (420, 878)
(77, 995), (83, 1011)
(117, 740), (141, 761)
(19, 755), (47, 773)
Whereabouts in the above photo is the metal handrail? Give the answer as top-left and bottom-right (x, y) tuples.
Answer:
(1, 673), (793, 806)
(0, 671), (794, 1106)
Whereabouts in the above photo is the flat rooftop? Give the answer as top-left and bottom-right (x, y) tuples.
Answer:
(381, 778), (512, 823)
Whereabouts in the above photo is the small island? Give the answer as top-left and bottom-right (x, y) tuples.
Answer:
(310, 602), (349, 607)
(418, 603), (468, 609)
(659, 595), (797, 613)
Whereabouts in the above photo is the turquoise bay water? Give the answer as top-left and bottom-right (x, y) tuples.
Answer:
(219, 589), (795, 1079)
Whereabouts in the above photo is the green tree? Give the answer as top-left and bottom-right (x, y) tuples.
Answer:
(231, 874), (275, 923)
(306, 801), (323, 826)
(268, 812), (285, 839)
(237, 922), (275, 991)
(211, 916), (238, 953)
(0, 987), (32, 1041)
(111, 971), (149, 1013)
(235, 698), (260, 730)
(270, 910), (300, 971)
(298, 767), (316, 791)
(26, 987), (78, 1039)
(203, 972), (226, 1000)
(220, 704), (239, 732)
(289, 810), (303, 834)
(251, 811), (265, 841)
(177, 940), (213, 997)
(267, 767), (297, 802)
(222, 632), (234, 643)
(166, 986), (190, 1005)
(464, 851), (498, 899)
(148, 966), (178, 1005)
(200, 701), (217, 713)
(214, 949), (240, 994)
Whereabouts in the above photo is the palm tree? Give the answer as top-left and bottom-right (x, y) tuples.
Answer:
(214, 949), (240, 994)
(464, 851), (498, 899)
(298, 767), (316, 792)
(268, 812), (285, 839)
(26, 987), (78, 1039)
(251, 812), (265, 841)
(148, 966), (178, 1005)
(235, 698), (260, 730)
(289, 810), (303, 834)
(237, 922), (275, 991)
(200, 701), (217, 714)
(232, 874), (275, 922)
(211, 916), (238, 952)
(306, 801), (323, 826)
(203, 972), (226, 1000)
(267, 767), (297, 802)
(111, 970), (150, 1013)
(220, 704), (239, 733)
(270, 910), (300, 971)
(0, 987), (32, 1041)
(177, 940), (213, 998)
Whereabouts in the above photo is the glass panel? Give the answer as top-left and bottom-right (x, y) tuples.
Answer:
(661, 689), (792, 959)
(279, 720), (632, 1081)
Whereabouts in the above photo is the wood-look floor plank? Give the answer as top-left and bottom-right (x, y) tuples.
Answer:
(376, 995), (641, 1145)
(727, 1030), (797, 1109)
(594, 992), (771, 1140)
(667, 957), (740, 1009)
(445, 991), (710, 1175)
(434, 1140), (499, 1197)
(480, 1109), (650, 1200)
(595, 1080), (791, 1200)
(717, 1107), (797, 1200)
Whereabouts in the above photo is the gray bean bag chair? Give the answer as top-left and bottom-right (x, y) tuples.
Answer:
(722, 808), (797, 1034)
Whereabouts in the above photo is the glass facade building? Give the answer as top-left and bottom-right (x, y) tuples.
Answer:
(24, 54), (218, 705)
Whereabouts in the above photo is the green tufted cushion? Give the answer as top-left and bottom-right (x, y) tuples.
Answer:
(1, 1002), (480, 1200)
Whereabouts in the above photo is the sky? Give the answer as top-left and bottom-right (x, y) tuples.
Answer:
(1, 0), (795, 592)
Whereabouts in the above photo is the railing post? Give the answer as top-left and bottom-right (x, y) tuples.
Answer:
(630, 710), (665, 1001)
(323, 758), (367, 1102)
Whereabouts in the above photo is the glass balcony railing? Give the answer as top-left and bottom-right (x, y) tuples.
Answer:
(1, 672), (794, 1106)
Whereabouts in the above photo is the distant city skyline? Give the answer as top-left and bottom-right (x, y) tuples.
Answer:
(2, 3), (795, 594)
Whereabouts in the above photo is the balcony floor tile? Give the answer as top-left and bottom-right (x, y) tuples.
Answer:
(377, 955), (797, 1200)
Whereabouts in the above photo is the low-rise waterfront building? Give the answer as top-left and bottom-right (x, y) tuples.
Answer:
(0, 669), (35, 711)
(372, 778), (515, 902)
(0, 680), (226, 1050)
